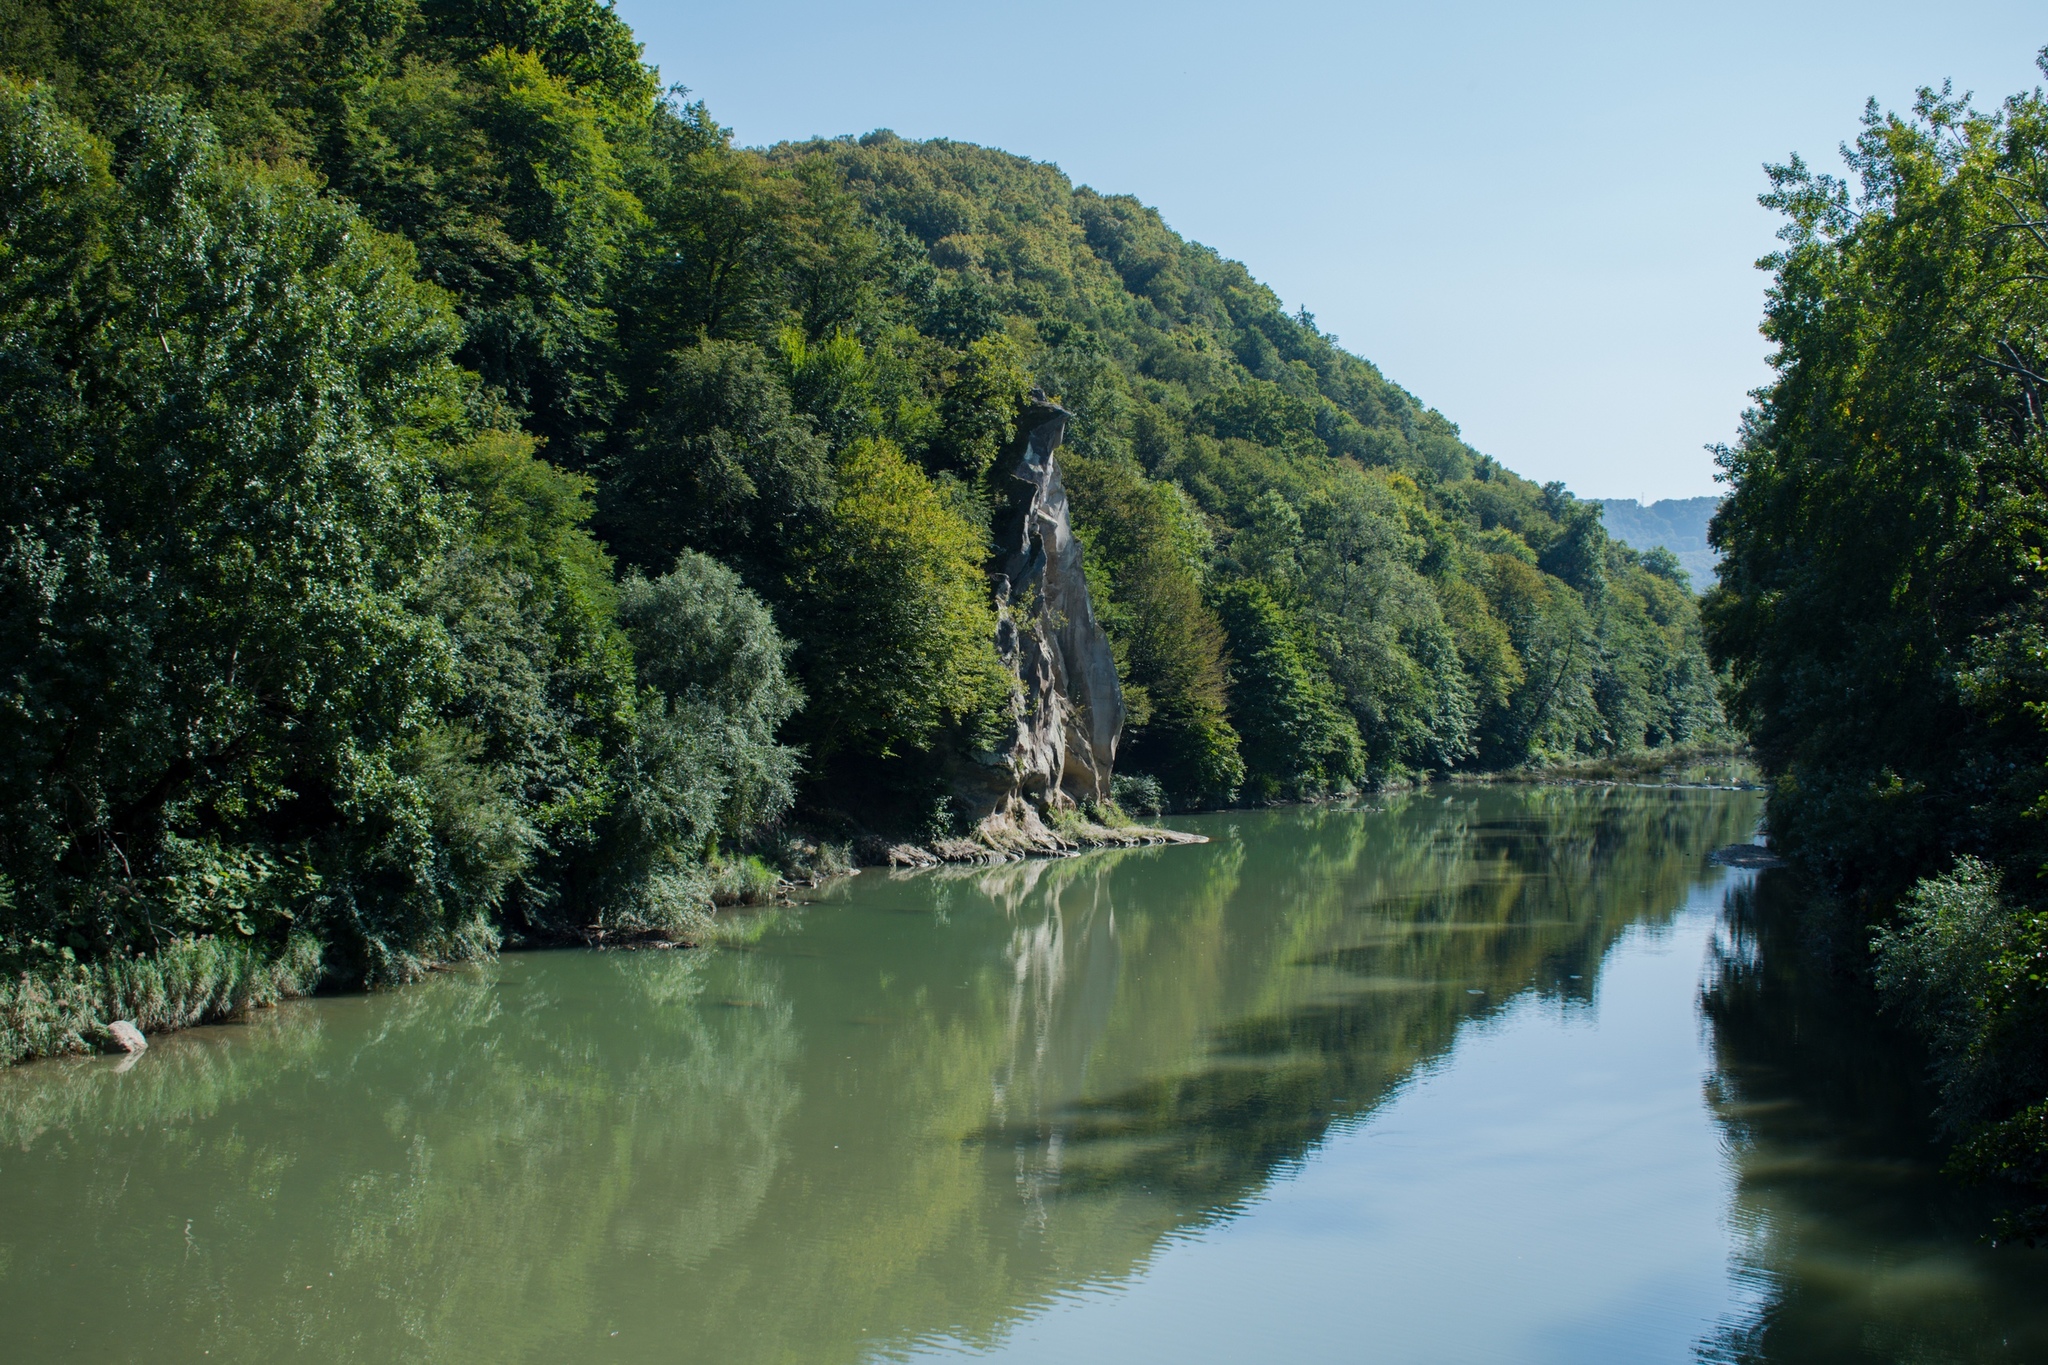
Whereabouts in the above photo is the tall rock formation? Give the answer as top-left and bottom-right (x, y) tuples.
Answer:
(954, 397), (1125, 826)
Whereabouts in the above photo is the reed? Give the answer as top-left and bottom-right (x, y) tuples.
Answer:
(0, 935), (324, 1066)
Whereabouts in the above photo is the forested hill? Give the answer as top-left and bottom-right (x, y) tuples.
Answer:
(1596, 498), (1720, 587)
(768, 130), (1723, 791)
(0, 0), (1722, 1043)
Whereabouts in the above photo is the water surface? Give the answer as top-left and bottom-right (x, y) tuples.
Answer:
(2, 785), (2042, 1362)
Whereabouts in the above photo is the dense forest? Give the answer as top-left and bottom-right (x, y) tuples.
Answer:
(1708, 55), (2048, 1237)
(0, 0), (1722, 1060)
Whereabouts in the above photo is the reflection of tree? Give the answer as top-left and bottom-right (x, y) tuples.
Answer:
(0, 1002), (328, 1150)
(982, 786), (1761, 1223)
(0, 787), (1774, 1365)
(1696, 873), (2048, 1363)
(0, 952), (804, 1364)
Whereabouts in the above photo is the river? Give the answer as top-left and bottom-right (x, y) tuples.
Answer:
(1, 784), (2042, 1363)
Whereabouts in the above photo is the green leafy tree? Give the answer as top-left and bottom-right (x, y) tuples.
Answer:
(425, 429), (637, 929)
(1707, 71), (2048, 894)
(775, 324), (943, 459)
(1298, 476), (1474, 778)
(580, 551), (802, 936)
(0, 87), (476, 980)
(790, 437), (1011, 767)
(932, 333), (1031, 479)
(1476, 554), (1600, 765)
(1213, 581), (1363, 800)
(616, 551), (802, 844)
(1061, 452), (1243, 805)
(600, 338), (834, 587)
(1708, 58), (2048, 1227)
(0, 0), (317, 158)
(308, 22), (649, 462)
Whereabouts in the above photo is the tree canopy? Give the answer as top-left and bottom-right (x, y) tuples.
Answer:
(1707, 57), (2048, 1236)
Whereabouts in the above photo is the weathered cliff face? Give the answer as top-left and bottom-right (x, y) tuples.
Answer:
(954, 399), (1125, 827)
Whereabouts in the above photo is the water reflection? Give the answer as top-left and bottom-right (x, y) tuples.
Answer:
(1698, 872), (2048, 1362)
(1, 785), (2037, 1364)
(992, 787), (1758, 1218)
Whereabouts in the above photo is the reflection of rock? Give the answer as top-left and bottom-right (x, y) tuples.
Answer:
(957, 398), (1126, 825)
(106, 1021), (147, 1055)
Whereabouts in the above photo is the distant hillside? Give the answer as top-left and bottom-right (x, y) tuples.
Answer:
(1597, 498), (1720, 588)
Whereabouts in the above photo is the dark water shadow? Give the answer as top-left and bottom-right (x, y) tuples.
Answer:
(1696, 870), (2048, 1363)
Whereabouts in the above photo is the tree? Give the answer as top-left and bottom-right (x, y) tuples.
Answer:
(580, 552), (803, 936)
(1298, 473), (1474, 778)
(1061, 451), (1243, 805)
(1213, 581), (1363, 800)
(789, 437), (1011, 767)
(600, 338), (834, 587)
(309, 31), (648, 463)
(426, 429), (637, 931)
(1706, 73), (2048, 896)
(1707, 61), (2048, 1232)
(0, 86), (479, 980)
(616, 551), (802, 844)
(0, 0), (317, 158)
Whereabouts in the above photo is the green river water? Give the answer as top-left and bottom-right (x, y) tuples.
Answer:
(1, 783), (2044, 1363)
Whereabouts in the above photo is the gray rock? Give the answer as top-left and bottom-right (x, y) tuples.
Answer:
(956, 398), (1126, 823)
(106, 1020), (148, 1054)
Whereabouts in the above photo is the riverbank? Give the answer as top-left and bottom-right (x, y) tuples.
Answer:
(1097, 741), (1759, 820)
(0, 935), (325, 1070)
(851, 808), (1207, 870)
(0, 805), (1206, 1067)
(3, 744), (1733, 1067)
(1450, 741), (1757, 789)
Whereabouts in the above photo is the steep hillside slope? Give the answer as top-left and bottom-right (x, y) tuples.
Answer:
(772, 132), (1725, 795)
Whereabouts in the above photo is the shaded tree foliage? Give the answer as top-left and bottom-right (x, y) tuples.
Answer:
(787, 438), (1010, 768)
(0, 85), (476, 980)
(1062, 451), (1243, 805)
(601, 337), (833, 584)
(1708, 59), (2048, 1231)
(1214, 582), (1364, 801)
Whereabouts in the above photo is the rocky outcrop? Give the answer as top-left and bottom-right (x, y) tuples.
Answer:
(862, 818), (1205, 870)
(953, 396), (1127, 826)
(821, 397), (1204, 874)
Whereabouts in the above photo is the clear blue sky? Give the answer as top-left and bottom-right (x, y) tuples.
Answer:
(612, 1), (2044, 501)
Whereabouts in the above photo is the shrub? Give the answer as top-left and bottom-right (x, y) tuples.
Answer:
(709, 856), (782, 907)
(1111, 773), (1167, 816)
(0, 934), (324, 1066)
(1873, 857), (2048, 1174)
